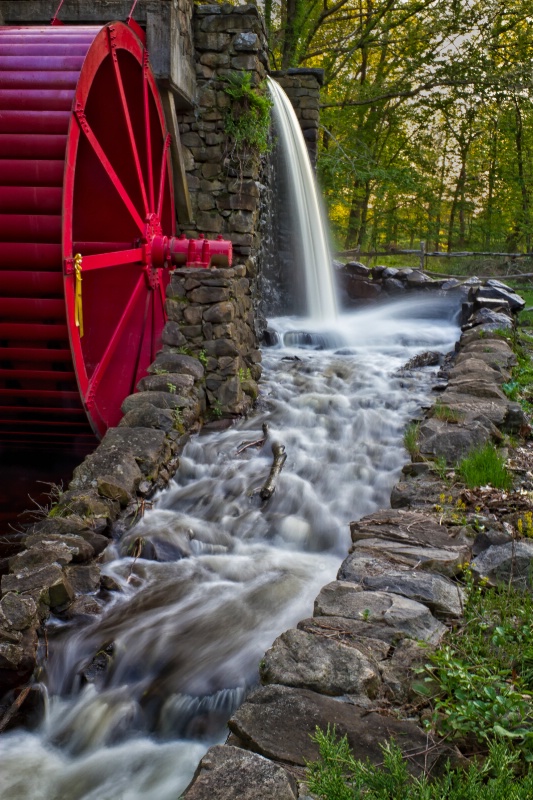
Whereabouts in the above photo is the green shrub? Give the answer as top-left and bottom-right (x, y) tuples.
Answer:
(306, 727), (533, 799)
(222, 71), (272, 157)
(457, 443), (512, 489)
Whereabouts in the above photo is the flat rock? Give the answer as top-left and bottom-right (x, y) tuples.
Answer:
(260, 627), (381, 697)
(137, 372), (194, 393)
(23, 532), (94, 563)
(338, 552), (464, 618)
(472, 541), (533, 588)
(314, 582), (446, 644)
(228, 684), (448, 775)
(350, 510), (464, 549)
(119, 405), (175, 433)
(298, 616), (403, 648)
(121, 391), (189, 413)
(353, 539), (469, 577)
(183, 745), (298, 799)
(8, 544), (74, 573)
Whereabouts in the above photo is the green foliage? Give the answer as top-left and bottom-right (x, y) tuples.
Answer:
(432, 403), (463, 423)
(415, 573), (533, 754)
(457, 443), (513, 490)
(307, 727), (533, 798)
(198, 349), (208, 367)
(222, 72), (272, 157)
(432, 456), (450, 480)
(238, 366), (252, 382)
(403, 422), (420, 458)
(211, 399), (223, 419)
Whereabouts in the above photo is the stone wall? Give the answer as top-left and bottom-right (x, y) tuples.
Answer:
(176, 3), (269, 272)
(270, 68), (324, 167)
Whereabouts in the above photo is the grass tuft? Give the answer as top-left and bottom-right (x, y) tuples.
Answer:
(457, 443), (513, 489)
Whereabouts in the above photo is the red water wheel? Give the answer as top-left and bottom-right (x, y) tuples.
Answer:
(0, 22), (175, 448)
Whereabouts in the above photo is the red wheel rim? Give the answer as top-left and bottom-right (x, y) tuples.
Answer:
(0, 22), (174, 447)
(64, 22), (174, 437)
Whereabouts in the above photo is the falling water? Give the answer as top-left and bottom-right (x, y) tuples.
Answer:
(0, 296), (459, 799)
(267, 77), (337, 322)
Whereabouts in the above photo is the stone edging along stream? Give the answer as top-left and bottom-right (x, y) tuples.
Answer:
(0, 268), (531, 789)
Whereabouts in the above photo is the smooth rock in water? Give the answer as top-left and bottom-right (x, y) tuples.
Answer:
(383, 277), (406, 294)
(228, 684), (449, 775)
(63, 596), (102, 619)
(260, 628), (381, 697)
(338, 552), (464, 618)
(401, 351), (441, 370)
(472, 541), (533, 588)
(182, 745), (298, 799)
(345, 261), (370, 277)
(314, 582), (446, 644)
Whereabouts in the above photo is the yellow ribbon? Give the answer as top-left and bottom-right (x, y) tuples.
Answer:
(74, 253), (84, 338)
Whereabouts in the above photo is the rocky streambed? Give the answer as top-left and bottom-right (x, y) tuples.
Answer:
(1, 276), (531, 798)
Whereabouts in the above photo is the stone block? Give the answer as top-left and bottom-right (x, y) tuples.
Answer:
(195, 211), (224, 233)
(149, 353), (205, 380)
(189, 286), (231, 304)
(233, 32), (259, 51)
(203, 301), (235, 323)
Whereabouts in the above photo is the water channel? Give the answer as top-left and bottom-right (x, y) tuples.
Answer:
(0, 297), (459, 799)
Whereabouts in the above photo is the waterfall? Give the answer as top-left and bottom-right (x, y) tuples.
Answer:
(267, 77), (338, 323)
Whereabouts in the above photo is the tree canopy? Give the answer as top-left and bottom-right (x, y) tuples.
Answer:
(267, 0), (533, 252)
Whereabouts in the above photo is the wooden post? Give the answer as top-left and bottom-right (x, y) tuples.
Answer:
(420, 240), (426, 272)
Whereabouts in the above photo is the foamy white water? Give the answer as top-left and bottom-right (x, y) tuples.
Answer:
(0, 298), (459, 799)
(268, 77), (337, 322)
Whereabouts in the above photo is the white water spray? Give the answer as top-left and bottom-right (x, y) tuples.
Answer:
(267, 77), (337, 322)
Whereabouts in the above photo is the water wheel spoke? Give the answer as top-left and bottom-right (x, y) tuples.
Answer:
(129, 290), (152, 395)
(86, 272), (145, 399)
(143, 55), (155, 211)
(156, 135), (171, 219)
(74, 109), (145, 232)
(75, 247), (144, 271)
(109, 36), (149, 215)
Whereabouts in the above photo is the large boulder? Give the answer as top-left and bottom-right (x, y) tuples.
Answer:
(228, 684), (451, 776)
(260, 628), (381, 697)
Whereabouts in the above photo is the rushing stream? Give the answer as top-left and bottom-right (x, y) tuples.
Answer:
(0, 296), (459, 799)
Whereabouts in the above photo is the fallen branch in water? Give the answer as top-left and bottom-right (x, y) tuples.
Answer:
(259, 441), (287, 501)
(236, 422), (269, 455)
(0, 685), (31, 733)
